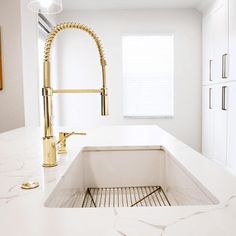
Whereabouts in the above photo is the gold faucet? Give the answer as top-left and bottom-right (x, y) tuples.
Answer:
(42, 22), (108, 167)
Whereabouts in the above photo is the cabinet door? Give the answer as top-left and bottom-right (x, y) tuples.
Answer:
(202, 86), (215, 159)
(227, 82), (236, 173)
(202, 15), (214, 85)
(213, 84), (228, 165)
(212, 0), (229, 82)
(229, 0), (236, 81)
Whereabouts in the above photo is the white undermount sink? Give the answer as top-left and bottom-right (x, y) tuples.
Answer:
(45, 146), (218, 208)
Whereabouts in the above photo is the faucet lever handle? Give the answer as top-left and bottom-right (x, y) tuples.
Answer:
(57, 131), (87, 154)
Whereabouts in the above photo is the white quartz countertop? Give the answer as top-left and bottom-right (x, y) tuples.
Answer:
(1, 125), (236, 236)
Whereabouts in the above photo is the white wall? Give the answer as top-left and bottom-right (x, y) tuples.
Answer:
(20, 0), (40, 127)
(20, 1), (58, 128)
(53, 9), (202, 151)
(0, 0), (25, 132)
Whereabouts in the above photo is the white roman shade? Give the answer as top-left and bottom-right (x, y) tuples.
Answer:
(122, 35), (174, 118)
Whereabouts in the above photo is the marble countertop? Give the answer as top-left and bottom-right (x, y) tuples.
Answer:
(0, 125), (236, 236)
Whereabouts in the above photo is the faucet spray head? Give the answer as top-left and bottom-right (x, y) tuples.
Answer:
(101, 88), (108, 116)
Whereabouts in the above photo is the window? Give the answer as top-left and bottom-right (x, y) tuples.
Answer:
(122, 35), (174, 118)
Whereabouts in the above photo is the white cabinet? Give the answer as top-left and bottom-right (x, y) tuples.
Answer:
(202, 86), (215, 159)
(202, 0), (236, 174)
(227, 82), (236, 172)
(212, 1), (229, 83)
(202, 0), (229, 85)
(202, 82), (236, 172)
(202, 15), (214, 85)
(229, 0), (236, 81)
(226, 0), (236, 171)
(202, 85), (228, 165)
(212, 84), (228, 165)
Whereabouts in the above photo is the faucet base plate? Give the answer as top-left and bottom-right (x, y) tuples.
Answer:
(42, 163), (58, 167)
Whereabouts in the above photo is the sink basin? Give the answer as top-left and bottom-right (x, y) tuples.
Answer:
(45, 146), (218, 208)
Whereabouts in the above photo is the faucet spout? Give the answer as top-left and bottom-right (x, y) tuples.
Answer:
(42, 22), (108, 167)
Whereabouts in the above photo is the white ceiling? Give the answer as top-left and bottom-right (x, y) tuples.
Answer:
(62, 0), (215, 11)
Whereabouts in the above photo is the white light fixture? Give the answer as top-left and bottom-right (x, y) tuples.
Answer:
(28, 0), (63, 14)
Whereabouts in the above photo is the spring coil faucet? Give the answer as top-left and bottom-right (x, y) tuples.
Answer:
(42, 22), (108, 167)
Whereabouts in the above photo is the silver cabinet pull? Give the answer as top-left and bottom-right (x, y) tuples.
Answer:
(222, 86), (227, 110)
(209, 60), (213, 81)
(222, 54), (229, 79)
(209, 88), (212, 109)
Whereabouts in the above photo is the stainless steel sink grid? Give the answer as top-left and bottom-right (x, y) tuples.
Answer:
(81, 186), (171, 208)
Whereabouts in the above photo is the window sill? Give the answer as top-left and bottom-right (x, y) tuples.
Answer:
(123, 115), (174, 119)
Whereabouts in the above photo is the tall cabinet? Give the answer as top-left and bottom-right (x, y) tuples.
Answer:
(227, 0), (236, 172)
(202, 0), (236, 173)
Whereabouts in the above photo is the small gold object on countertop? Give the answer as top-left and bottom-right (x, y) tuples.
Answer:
(21, 181), (39, 190)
